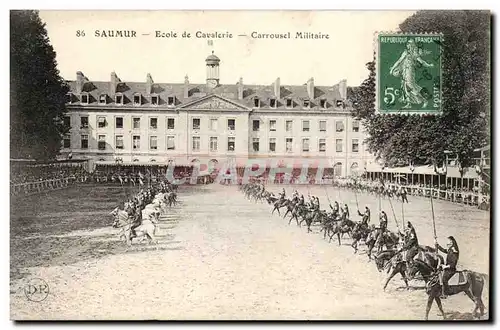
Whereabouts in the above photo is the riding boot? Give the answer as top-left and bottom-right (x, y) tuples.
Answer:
(439, 272), (447, 299)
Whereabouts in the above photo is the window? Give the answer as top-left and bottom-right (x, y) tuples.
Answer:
(151, 95), (160, 105)
(336, 100), (344, 108)
(227, 119), (235, 131)
(269, 120), (277, 131)
(319, 120), (327, 132)
(81, 93), (89, 104)
(210, 118), (218, 131)
(319, 138), (326, 152)
(252, 138), (260, 152)
(167, 96), (175, 106)
(285, 98), (293, 108)
(269, 138), (276, 152)
(63, 116), (71, 128)
(270, 98), (277, 108)
(66, 93), (73, 104)
(192, 118), (200, 130)
(320, 99), (327, 109)
(336, 139), (343, 152)
(133, 118), (140, 129)
(133, 94), (142, 105)
(352, 139), (359, 153)
(192, 136), (200, 151)
(99, 94), (107, 104)
(132, 135), (140, 150)
(115, 135), (124, 149)
(63, 135), (71, 149)
(253, 98), (260, 108)
(302, 120), (310, 132)
(210, 137), (218, 152)
(336, 121), (345, 132)
(286, 138), (293, 153)
(167, 136), (175, 150)
(150, 118), (158, 130)
(97, 116), (106, 128)
(285, 120), (293, 132)
(227, 137), (235, 151)
(302, 138), (310, 152)
(80, 116), (89, 129)
(150, 136), (158, 150)
(98, 135), (106, 150)
(167, 118), (175, 130)
(115, 94), (123, 104)
(352, 120), (360, 132)
(80, 134), (88, 149)
(253, 120), (260, 132)
(115, 117), (123, 129)
(334, 162), (343, 177)
(303, 99), (310, 108)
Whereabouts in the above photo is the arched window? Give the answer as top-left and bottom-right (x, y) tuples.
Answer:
(333, 162), (343, 177)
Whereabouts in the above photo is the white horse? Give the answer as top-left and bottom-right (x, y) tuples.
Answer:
(111, 207), (158, 246)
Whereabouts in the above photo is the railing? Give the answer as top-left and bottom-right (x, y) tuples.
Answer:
(10, 177), (78, 197)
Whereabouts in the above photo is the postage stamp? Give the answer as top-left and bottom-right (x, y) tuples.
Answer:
(376, 33), (443, 115)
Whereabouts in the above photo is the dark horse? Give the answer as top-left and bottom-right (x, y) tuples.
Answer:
(329, 219), (355, 245)
(407, 251), (488, 320)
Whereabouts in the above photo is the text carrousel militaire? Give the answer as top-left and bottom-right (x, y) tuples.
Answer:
(77, 30), (331, 39)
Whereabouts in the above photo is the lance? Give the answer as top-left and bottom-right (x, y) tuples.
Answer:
(354, 182), (360, 210)
(430, 187), (437, 240)
(388, 196), (400, 231)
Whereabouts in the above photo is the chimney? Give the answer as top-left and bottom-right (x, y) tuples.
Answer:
(237, 77), (243, 100)
(274, 77), (281, 99)
(184, 75), (189, 98)
(76, 71), (86, 94)
(307, 77), (314, 99)
(338, 79), (347, 99)
(146, 73), (154, 94)
(110, 71), (120, 97)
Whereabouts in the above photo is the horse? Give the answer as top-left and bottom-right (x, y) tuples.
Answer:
(350, 222), (370, 253)
(407, 251), (488, 320)
(271, 198), (289, 216)
(112, 208), (158, 246)
(329, 218), (355, 246)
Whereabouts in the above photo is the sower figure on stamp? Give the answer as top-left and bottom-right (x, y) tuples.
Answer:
(434, 236), (460, 299)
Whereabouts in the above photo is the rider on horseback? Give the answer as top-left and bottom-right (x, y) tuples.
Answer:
(358, 206), (371, 227)
(379, 211), (388, 232)
(435, 236), (460, 299)
(130, 205), (142, 238)
(400, 221), (419, 268)
(344, 203), (350, 219)
(279, 188), (286, 201)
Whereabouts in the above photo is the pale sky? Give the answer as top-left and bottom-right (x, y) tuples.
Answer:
(39, 11), (414, 87)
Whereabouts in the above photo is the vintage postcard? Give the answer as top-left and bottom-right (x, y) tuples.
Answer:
(10, 10), (491, 321)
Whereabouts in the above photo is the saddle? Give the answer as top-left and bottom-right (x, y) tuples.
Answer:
(448, 271), (467, 286)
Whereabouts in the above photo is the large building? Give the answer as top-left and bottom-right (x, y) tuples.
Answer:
(62, 52), (372, 177)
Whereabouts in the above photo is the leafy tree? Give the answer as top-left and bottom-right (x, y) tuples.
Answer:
(10, 10), (69, 160)
(352, 10), (490, 168)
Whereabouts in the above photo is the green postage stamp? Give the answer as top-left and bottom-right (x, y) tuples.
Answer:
(376, 33), (443, 115)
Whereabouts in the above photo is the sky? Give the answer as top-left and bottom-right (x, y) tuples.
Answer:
(39, 10), (414, 87)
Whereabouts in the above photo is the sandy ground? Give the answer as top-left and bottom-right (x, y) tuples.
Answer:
(10, 184), (490, 320)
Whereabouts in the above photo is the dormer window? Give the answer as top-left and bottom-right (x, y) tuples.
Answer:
(269, 98), (277, 108)
(151, 95), (160, 105)
(80, 93), (89, 104)
(303, 99), (311, 108)
(285, 98), (293, 108)
(133, 94), (142, 105)
(99, 94), (107, 104)
(66, 93), (73, 104)
(336, 100), (344, 108)
(320, 99), (327, 109)
(115, 93), (123, 105)
(253, 97), (260, 108)
(167, 96), (175, 106)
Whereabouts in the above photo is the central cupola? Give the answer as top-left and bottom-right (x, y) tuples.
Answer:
(205, 51), (220, 88)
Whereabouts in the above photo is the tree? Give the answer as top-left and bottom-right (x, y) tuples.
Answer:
(10, 10), (69, 160)
(352, 11), (490, 168)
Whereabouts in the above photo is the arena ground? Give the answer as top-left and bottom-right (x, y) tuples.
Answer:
(10, 183), (490, 320)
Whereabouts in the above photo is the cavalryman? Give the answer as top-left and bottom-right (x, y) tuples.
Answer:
(358, 206), (371, 227)
(279, 188), (286, 200)
(435, 236), (460, 299)
(379, 210), (388, 232)
(401, 221), (419, 268)
(344, 203), (350, 219)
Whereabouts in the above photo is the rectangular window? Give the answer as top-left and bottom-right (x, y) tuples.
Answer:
(269, 138), (276, 152)
(210, 137), (218, 152)
(167, 136), (175, 150)
(192, 118), (200, 130)
(99, 94), (107, 104)
(81, 93), (89, 104)
(285, 120), (293, 132)
(167, 96), (175, 106)
(352, 139), (359, 153)
(133, 94), (141, 105)
(115, 94), (123, 104)
(192, 136), (200, 151)
(80, 134), (88, 149)
(98, 135), (106, 150)
(253, 120), (260, 132)
(303, 99), (310, 108)
(210, 118), (218, 131)
(302, 120), (310, 132)
(63, 135), (71, 149)
(336, 100), (344, 108)
(150, 118), (158, 130)
(319, 138), (326, 152)
(252, 138), (260, 152)
(66, 93), (72, 104)
(227, 137), (235, 151)
(270, 98), (277, 108)
(319, 120), (327, 132)
(253, 98), (260, 108)
(286, 138), (293, 153)
(320, 99), (327, 109)
(150, 136), (158, 150)
(63, 116), (71, 128)
(269, 120), (277, 131)
(115, 117), (123, 129)
(80, 116), (89, 129)
(115, 135), (124, 149)
(285, 98), (293, 108)
(167, 118), (175, 130)
(352, 120), (360, 132)
(227, 119), (235, 131)
(132, 135), (140, 150)
(133, 118), (140, 129)
(151, 95), (160, 105)
(336, 121), (345, 132)
(97, 116), (106, 128)
(302, 138), (310, 152)
(336, 139), (343, 153)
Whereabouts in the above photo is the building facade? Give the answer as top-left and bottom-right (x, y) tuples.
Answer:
(62, 52), (372, 177)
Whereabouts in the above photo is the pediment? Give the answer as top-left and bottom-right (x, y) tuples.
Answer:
(180, 94), (250, 111)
